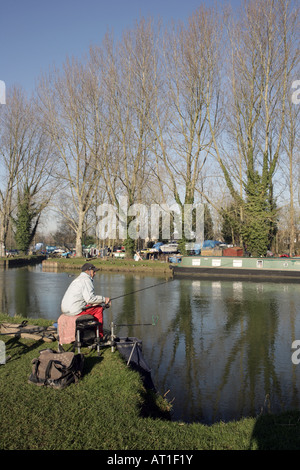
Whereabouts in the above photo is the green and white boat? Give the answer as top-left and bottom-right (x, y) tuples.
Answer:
(171, 255), (300, 282)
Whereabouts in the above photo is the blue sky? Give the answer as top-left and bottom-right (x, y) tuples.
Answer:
(0, 0), (242, 95)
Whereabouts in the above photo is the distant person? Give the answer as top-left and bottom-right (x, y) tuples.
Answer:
(61, 262), (111, 337)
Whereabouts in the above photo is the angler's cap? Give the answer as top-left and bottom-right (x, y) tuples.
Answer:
(81, 263), (99, 272)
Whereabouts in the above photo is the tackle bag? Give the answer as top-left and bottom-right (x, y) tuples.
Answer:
(28, 348), (84, 389)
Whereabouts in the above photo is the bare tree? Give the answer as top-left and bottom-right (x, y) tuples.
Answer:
(148, 6), (222, 249)
(282, 88), (300, 255)
(208, 0), (299, 255)
(0, 87), (42, 256)
(38, 57), (106, 257)
(92, 19), (158, 256)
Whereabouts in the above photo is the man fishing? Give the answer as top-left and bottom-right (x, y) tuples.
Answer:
(61, 262), (111, 337)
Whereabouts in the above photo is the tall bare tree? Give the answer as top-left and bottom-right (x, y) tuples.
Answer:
(209, 0), (299, 255)
(0, 88), (26, 256)
(282, 88), (300, 255)
(0, 87), (50, 256)
(38, 57), (106, 256)
(148, 6), (222, 249)
(92, 19), (158, 256)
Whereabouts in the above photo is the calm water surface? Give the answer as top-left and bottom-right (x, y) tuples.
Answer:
(1, 264), (300, 424)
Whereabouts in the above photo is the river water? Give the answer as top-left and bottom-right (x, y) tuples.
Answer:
(1, 263), (300, 424)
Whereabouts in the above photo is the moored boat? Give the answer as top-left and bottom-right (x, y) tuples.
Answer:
(171, 255), (300, 281)
(159, 242), (178, 253)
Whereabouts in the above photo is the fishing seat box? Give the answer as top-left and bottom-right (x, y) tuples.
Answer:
(75, 315), (101, 349)
(58, 314), (101, 354)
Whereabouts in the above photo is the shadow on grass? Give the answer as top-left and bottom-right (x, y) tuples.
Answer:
(3, 335), (45, 363)
(250, 412), (300, 450)
(82, 354), (104, 374)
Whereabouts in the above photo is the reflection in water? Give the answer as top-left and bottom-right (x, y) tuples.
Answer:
(1, 264), (300, 424)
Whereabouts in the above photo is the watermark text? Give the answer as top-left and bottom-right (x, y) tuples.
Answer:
(291, 340), (300, 364)
(292, 80), (300, 105)
(0, 340), (6, 364)
(0, 80), (5, 105)
(96, 197), (204, 246)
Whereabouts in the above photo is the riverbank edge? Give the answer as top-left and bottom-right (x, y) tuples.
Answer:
(42, 257), (173, 276)
(0, 254), (46, 268)
(1, 314), (300, 450)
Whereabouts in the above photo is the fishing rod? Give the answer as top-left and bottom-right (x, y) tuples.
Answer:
(107, 278), (175, 351)
(114, 315), (159, 328)
(109, 277), (175, 302)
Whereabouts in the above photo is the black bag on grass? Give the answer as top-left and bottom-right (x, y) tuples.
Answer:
(28, 348), (84, 389)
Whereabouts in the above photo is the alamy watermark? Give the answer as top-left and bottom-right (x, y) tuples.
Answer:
(0, 340), (6, 364)
(0, 80), (5, 105)
(292, 80), (300, 105)
(291, 340), (300, 365)
(96, 197), (204, 247)
(0, 78), (298, 107)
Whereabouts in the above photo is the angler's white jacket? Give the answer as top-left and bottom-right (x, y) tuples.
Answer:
(61, 272), (106, 316)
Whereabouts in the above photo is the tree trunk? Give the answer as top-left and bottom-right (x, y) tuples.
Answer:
(75, 211), (84, 257)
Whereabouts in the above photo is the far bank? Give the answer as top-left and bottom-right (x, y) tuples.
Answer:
(42, 257), (173, 276)
(0, 255), (46, 268)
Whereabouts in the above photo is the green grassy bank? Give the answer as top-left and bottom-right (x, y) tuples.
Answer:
(42, 256), (173, 275)
(1, 315), (300, 450)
